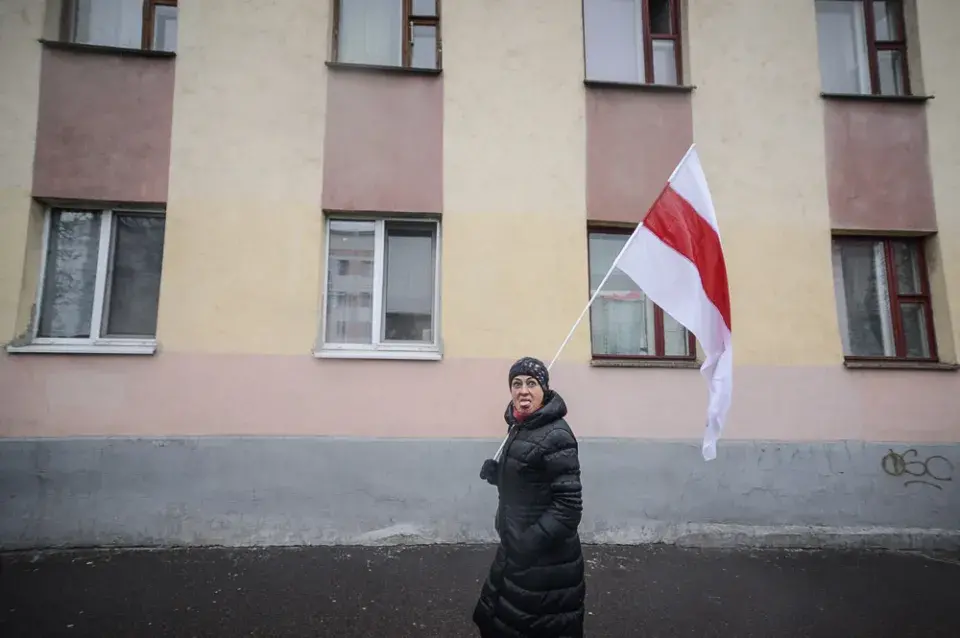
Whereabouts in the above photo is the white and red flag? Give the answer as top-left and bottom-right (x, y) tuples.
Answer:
(497, 144), (732, 463)
(616, 144), (732, 460)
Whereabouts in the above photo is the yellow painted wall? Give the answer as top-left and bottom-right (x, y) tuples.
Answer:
(688, 0), (840, 366)
(156, 0), (329, 355)
(918, 0), (960, 356)
(441, 0), (590, 362)
(0, 1), (45, 342)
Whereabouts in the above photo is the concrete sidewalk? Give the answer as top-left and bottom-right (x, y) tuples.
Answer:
(1, 545), (958, 637)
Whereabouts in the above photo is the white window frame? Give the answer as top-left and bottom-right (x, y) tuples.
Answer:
(315, 216), (442, 361)
(6, 206), (162, 356)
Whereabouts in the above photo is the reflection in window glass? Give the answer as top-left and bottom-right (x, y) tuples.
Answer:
(325, 221), (376, 344)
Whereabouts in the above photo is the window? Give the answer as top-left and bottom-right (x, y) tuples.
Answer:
(333, 0), (441, 70)
(66, 0), (178, 52)
(28, 208), (165, 352)
(832, 237), (936, 360)
(320, 218), (441, 359)
(583, 0), (683, 85)
(815, 0), (909, 96)
(588, 228), (695, 359)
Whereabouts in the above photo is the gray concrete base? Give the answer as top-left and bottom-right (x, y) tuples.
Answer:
(1, 437), (957, 550)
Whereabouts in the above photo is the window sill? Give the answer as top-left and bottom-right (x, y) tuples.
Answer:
(6, 339), (158, 356)
(591, 358), (700, 369)
(325, 61), (442, 77)
(38, 39), (176, 59)
(584, 80), (696, 93)
(843, 359), (958, 372)
(314, 348), (442, 362)
(820, 92), (933, 104)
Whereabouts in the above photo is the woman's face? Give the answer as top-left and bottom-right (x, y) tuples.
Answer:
(510, 375), (544, 416)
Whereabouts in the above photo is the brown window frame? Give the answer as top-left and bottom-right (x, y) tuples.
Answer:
(641, 0), (683, 85)
(820, 0), (911, 96)
(862, 0), (911, 95)
(332, 0), (443, 70)
(142, 0), (178, 51)
(60, 0), (178, 52)
(835, 236), (937, 362)
(583, 0), (684, 86)
(587, 225), (697, 362)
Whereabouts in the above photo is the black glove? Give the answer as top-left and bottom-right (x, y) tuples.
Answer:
(480, 458), (499, 485)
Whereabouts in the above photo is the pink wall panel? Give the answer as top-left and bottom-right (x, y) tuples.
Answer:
(322, 69), (442, 214)
(33, 46), (175, 203)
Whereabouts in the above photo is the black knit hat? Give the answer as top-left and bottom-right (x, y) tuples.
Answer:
(508, 356), (549, 392)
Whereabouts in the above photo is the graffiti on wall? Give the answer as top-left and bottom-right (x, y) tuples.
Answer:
(882, 449), (954, 490)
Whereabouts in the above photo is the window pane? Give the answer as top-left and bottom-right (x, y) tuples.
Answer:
(893, 241), (923, 295)
(873, 0), (902, 41)
(900, 302), (931, 358)
(832, 240), (896, 357)
(589, 232), (654, 356)
(382, 222), (436, 343)
(877, 49), (906, 95)
(411, 24), (438, 69)
(103, 215), (165, 337)
(338, 0), (403, 66)
(815, 1), (870, 94)
(652, 39), (678, 85)
(648, 0), (673, 35)
(584, 0), (644, 83)
(411, 0), (437, 17)
(152, 4), (178, 52)
(73, 0), (143, 49)
(663, 311), (690, 356)
(325, 221), (375, 344)
(38, 211), (101, 339)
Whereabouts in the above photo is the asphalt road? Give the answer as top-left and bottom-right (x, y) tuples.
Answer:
(1, 545), (958, 637)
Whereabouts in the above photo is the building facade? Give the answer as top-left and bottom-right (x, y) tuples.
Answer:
(1, 0), (958, 549)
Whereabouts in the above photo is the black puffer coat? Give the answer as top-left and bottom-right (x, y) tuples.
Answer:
(473, 391), (585, 638)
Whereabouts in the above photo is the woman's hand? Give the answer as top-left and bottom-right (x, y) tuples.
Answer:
(480, 459), (499, 485)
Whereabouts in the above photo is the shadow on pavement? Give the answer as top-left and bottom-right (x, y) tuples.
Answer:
(1, 545), (958, 637)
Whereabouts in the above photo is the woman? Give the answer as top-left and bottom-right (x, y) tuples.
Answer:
(472, 357), (585, 638)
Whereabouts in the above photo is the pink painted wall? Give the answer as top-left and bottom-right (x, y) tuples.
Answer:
(32, 46), (175, 203)
(824, 100), (937, 232)
(586, 88), (693, 224)
(322, 69), (442, 213)
(1, 353), (958, 443)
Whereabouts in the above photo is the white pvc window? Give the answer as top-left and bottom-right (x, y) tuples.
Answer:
(20, 208), (165, 355)
(319, 218), (441, 360)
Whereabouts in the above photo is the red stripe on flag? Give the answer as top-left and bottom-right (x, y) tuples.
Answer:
(642, 185), (732, 330)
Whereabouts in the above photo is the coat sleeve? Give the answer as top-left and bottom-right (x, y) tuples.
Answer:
(524, 426), (582, 549)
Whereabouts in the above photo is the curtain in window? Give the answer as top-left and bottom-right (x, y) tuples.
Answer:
(383, 223), (436, 343)
(832, 240), (894, 356)
(338, 0), (403, 66)
(38, 212), (101, 339)
(592, 294), (651, 355)
(74, 0), (143, 49)
(816, 1), (870, 93)
(153, 4), (178, 52)
(584, 0), (644, 83)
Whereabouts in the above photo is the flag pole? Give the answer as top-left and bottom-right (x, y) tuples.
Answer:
(493, 143), (696, 461)
(546, 143), (695, 371)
